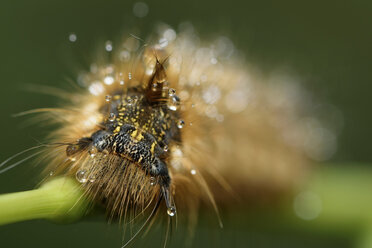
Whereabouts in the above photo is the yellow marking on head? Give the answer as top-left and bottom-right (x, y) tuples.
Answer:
(131, 129), (138, 138)
(150, 142), (156, 155)
(114, 126), (121, 133)
(131, 129), (144, 142)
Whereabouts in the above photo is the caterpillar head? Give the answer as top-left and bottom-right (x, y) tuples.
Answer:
(64, 58), (182, 218)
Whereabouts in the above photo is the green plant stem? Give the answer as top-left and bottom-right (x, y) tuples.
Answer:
(0, 177), (89, 225)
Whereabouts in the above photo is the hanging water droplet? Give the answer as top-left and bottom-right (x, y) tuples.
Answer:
(190, 169), (196, 175)
(167, 207), (176, 217)
(76, 170), (88, 183)
(168, 88), (176, 96)
(49, 171), (54, 176)
(108, 113), (116, 122)
(105, 95), (112, 102)
(150, 177), (156, 186)
(163, 145), (169, 152)
(128, 72), (132, 80)
(89, 147), (98, 158)
(177, 119), (185, 129)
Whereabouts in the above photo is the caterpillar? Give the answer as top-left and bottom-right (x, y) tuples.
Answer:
(4, 22), (334, 246)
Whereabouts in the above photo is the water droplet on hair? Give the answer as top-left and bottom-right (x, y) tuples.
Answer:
(102, 149), (109, 157)
(108, 113), (116, 122)
(105, 40), (113, 52)
(105, 95), (112, 102)
(163, 145), (169, 152)
(167, 207), (176, 217)
(168, 88), (176, 96)
(76, 170), (88, 183)
(89, 147), (97, 158)
(119, 72), (125, 85)
(126, 97), (133, 106)
(68, 33), (77, 42)
(89, 175), (96, 183)
(177, 119), (185, 129)
(190, 169), (196, 175)
(168, 95), (180, 111)
(150, 177), (156, 186)
(49, 171), (54, 176)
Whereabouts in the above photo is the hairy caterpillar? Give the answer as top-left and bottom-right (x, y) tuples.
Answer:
(3, 22), (334, 246)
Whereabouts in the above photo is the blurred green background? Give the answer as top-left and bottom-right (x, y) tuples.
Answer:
(0, 0), (371, 247)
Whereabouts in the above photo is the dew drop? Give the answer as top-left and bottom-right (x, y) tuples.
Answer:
(108, 113), (116, 122)
(68, 33), (77, 42)
(167, 207), (176, 217)
(177, 119), (185, 129)
(89, 81), (105, 96)
(89, 147), (98, 158)
(158, 38), (169, 48)
(49, 171), (54, 176)
(210, 57), (218, 64)
(126, 97), (133, 105)
(163, 145), (169, 152)
(104, 75), (114, 85)
(119, 72), (125, 85)
(168, 95), (180, 111)
(168, 88), (176, 96)
(190, 169), (196, 175)
(102, 149), (109, 157)
(89, 175), (96, 183)
(128, 72), (132, 80)
(150, 177), (156, 186)
(76, 170), (88, 183)
(105, 95), (112, 102)
(133, 2), (149, 18)
(105, 40), (113, 52)
(119, 50), (131, 62)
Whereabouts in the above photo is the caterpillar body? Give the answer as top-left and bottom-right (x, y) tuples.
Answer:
(16, 23), (331, 244)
